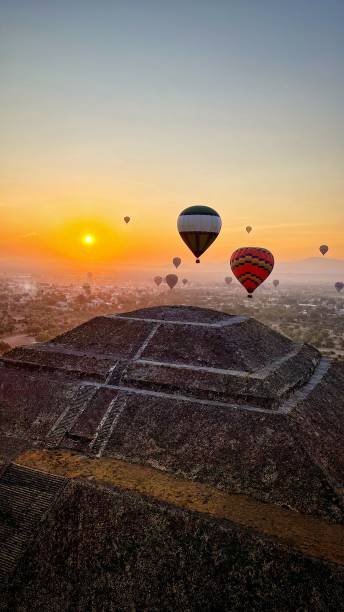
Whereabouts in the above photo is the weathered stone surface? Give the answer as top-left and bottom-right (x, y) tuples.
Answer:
(70, 387), (117, 441)
(2, 479), (344, 612)
(121, 343), (319, 408)
(0, 365), (78, 446)
(4, 346), (114, 381)
(103, 391), (343, 521)
(289, 361), (344, 486)
(50, 316), (155, 358)
(114, 304), (232, 323)
(140, 318), (295, 371)
(0, 464), (66, 586)
(0, 306), (343, 520)
(0, 305), (344, 609)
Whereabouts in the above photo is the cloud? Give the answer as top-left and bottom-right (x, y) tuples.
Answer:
(20, 232), (38, 239)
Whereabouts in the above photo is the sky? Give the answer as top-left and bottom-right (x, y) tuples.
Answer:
(1, 0), (343, 279)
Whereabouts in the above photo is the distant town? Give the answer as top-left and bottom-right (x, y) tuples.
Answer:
(0, 274), (343, 361)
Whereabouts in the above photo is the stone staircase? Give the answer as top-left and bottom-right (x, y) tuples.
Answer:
(90, 394), (127, 457)
(46, 384), (98, 448)
(0, 464), (66, 583)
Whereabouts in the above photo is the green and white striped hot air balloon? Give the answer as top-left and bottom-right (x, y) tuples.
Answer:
(177, 205), (222, 263)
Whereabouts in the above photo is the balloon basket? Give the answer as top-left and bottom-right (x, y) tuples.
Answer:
(247, 294), (253, 299)
(196, 259), (200, 264)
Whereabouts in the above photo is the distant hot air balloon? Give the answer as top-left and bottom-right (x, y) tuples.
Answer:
(173, 257), (181, 269)
(230, 247), (274, 298)
(82, 283), (91, 295)
(165, 274), (178, 290)
(124, 216), (131, 224)
(182, 278), (188, 285)
(335, 281), (344, 293)
(154, 276), (163, 287)
(246, 226), (252, 234)
(273, 279), (280, 288)
(225, 277), (232, 286)
(319, 244), (328, 256)
(177, 205), (222, 263)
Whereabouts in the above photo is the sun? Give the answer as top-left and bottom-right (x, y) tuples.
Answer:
(82, 234), (95, 246)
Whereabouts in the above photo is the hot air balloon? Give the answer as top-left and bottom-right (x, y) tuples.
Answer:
(124, 216), (131, 224)
(182, 278), (188, 285)
(165, 274), (178, 290)
(154, 276), (163, 287)
(177, 205), (222, 263)
(82, 283), (91, 296)
(225, 277), (232, 286)
(335, 282), (344, 293)
(273, 279), (280, 288)
(173, 257), (181, 269)
(246, 226), (252, 234)
(230, 247), (274, 298)
(319, 244), (328, 256)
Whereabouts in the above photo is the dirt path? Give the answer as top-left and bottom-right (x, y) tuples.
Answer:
(16, 448), (344, 567)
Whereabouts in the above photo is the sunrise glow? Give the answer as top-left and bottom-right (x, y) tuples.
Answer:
(83, 235), (95, 246)
(0, 2), (343, 279)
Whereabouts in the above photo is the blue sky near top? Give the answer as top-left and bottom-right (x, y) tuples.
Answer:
(0, 0), (343, 272)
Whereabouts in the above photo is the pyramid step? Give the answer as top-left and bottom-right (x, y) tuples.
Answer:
(0, 464), (67, 580)
(90, 394), (127, 457)
(46, 385), (98, 447)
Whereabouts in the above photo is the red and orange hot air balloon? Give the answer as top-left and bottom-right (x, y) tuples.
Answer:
(230, 247), (274, 298)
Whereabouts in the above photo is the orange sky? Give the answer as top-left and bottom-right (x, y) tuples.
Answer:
(1, 2), (343, 276)
(1, 174), (343, 276)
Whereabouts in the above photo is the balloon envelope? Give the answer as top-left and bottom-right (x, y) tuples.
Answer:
(177, 205), (222, 263)
(273, 279), (280, 288)
(319, 244), (328, 255)
(173, 257), (181, 269)
(246, 226), (252, 233)
(124, 216), (130, 224)
(182, 278), (188, 285)
(230, 247), (274, 298)
(225, 277), (232, 286)
(335, 281), (344, 293)
(154, 276), (163, 287)
(165, 274), (178, 290)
